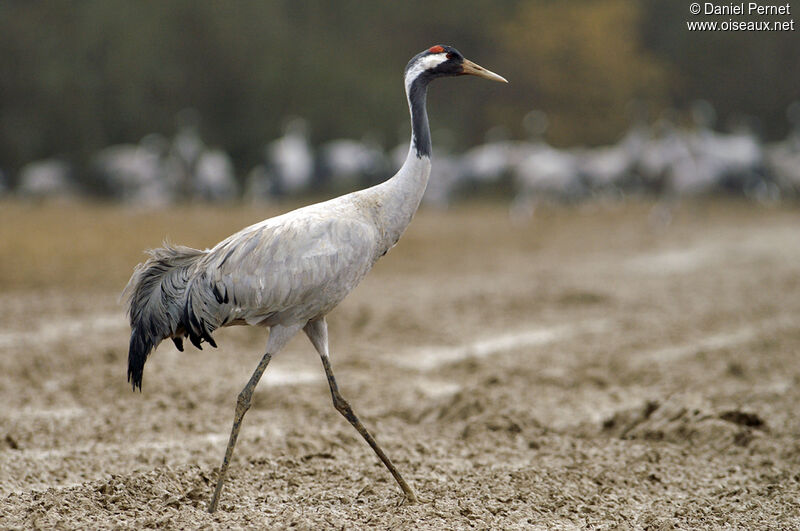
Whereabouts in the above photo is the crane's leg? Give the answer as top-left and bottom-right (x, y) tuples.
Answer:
(208, 323), (301, 513)
(303, 318), (418, 504)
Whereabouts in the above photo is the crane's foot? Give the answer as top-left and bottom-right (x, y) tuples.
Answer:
(390, 489), (419, 508)
(207, 476), (224, 513)
(396, 475), (419, 505)
(403, 491), (420, 505)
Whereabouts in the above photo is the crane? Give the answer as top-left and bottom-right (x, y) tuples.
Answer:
(124, 45), (506, 513)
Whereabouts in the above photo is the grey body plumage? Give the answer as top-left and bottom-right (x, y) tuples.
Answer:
(125, 182), (403, 391)
(123, 45), (505, 512)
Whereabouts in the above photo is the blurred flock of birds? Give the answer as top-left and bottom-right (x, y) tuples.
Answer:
(3, 102), (800, 219)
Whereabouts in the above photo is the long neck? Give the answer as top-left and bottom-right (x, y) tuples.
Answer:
(367, 72), (433, 252)
(408, 73), (432, 158)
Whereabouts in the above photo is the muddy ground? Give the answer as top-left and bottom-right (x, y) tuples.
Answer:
(0, 199), (799, 529)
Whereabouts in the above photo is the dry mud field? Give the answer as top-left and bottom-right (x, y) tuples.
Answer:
(1, 199), (799, 529)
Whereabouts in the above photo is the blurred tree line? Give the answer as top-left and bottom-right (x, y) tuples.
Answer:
(0, 0), (798, 177)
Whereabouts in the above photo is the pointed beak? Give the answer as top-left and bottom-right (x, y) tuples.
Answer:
(460, 58), (508, 83)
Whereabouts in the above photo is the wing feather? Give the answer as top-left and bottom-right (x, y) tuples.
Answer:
(185, 203), (380, 336)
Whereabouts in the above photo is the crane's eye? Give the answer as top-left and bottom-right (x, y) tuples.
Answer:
(446, 53), (455, 60)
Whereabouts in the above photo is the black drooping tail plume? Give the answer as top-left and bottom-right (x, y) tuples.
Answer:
(123, 244), (206, 391)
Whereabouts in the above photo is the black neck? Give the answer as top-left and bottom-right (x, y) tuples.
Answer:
(408, 74), (432, 158)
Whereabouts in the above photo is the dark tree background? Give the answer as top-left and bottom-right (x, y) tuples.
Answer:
(0, 0), (797, 180)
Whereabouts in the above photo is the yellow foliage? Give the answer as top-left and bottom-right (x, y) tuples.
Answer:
(503, 0), (670, 145)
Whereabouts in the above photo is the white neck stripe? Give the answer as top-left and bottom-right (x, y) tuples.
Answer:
(404, 53), (447, 95)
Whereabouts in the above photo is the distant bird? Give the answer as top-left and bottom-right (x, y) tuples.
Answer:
(193, 148), (238, 202)
(576, 125), (647, 193)
(510, 142), (581, 221)
(766, 102), (800, 197)
(677, 105), (764, 196)
(266, 117), (315, 195)
(458, 137), (518, 186)
(124, 45), (506, 513)
(319, 137), (387, 189)
(638, 117), (691, 190)
(93, 135), (172, 206)
(168, 109), (206, 198)
(17, 159), (74, 198)
(510, 111), (582, 220)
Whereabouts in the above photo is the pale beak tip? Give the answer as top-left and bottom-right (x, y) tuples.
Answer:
(461, 58), (508, 84)
(486, 72), (508, 84)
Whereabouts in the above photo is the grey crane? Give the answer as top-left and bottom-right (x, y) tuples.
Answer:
(123, 45), (506, 513)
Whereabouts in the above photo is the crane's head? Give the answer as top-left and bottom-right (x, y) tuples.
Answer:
(405, 45), (507, 91)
